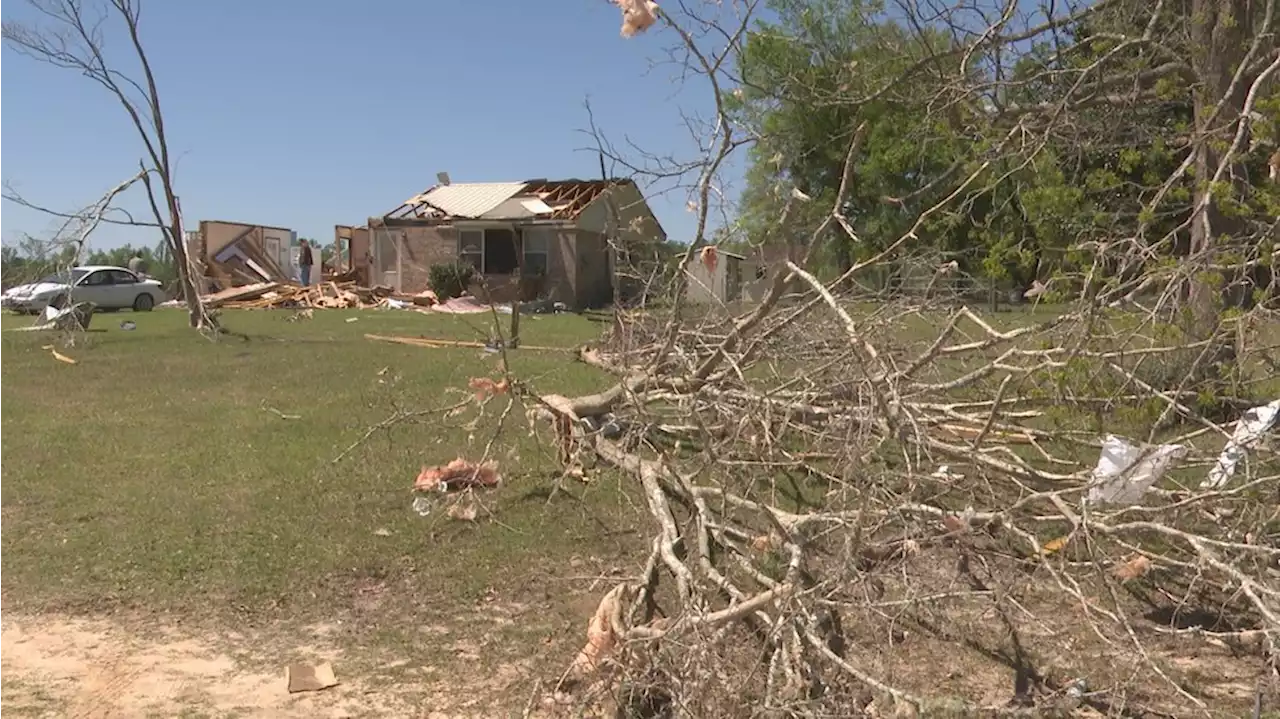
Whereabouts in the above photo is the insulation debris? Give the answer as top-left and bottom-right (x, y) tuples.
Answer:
(414, 458), (502, 493)
(568, 584), (630, 679)
(469, 377), (511, 402)
(616, 0), (660, 37)
(1111, 555), (1153, 582)
(700, 245), (718, 273)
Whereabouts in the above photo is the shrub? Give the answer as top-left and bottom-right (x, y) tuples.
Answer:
(428, 262), (476, 300)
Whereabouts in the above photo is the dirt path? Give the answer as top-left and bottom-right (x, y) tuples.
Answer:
(0, 614), (513, 718)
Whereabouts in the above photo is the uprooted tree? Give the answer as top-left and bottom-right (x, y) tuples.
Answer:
(3, 0), (213, 331)
(351, 0), (1280, 714)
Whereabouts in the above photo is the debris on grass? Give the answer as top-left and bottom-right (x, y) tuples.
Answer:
(1041, 536), (1071, 555)
(201, 280), (439, 312)
(931, 465), (963, 480)
(469, 376), (510, 402)
(41, 345), (77, 364)
(261, 403), (302, 420)
(119, 320), (137, 331)
(7, 302), (98, 332)
(1201, 398), (1280, 490)
(446, 502), (479, 522)
(373, 528), (393, 537)
(285, 662), (338, 693)
(430, 295), (511, 314)
(568, 584), (629, 679)
(1086, 435), (1187, 506)
(415, 458), (502, 493)
(563, 465), (590, 484)
(1111, 555), (1153, 582)
(411, 461), (497, 523)
(366, 333), (572, 353)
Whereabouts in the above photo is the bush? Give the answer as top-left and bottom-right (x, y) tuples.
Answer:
(428, 262), (476, 300)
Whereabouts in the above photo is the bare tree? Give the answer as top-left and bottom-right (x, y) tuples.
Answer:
(3, 0), (213, 331)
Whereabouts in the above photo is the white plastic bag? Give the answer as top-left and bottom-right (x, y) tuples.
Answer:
(1087, 435), (1187, 506)
(1201, 399), (1280, 490)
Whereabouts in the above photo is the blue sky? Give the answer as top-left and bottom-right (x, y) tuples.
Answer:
(2, 0), (743, 251)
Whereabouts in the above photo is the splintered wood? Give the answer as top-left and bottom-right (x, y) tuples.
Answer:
(201, 281), (435, 311)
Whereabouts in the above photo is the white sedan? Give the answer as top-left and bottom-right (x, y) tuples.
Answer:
(1, 265), (167, 314)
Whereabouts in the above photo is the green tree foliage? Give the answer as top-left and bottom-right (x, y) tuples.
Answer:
(730, 0), (1279, 305)
(730, 0), (977, 280)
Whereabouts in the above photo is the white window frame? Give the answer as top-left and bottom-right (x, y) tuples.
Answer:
(458, 224), (549, 275)
(521, 229), (550, 276)
(459, 228), (486, 272)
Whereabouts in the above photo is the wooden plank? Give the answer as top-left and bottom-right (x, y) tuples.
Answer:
(363, 334), (572, 353)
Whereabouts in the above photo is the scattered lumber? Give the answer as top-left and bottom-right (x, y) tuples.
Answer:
(199, 282), (435, 311)
(364, 333), (573, 353)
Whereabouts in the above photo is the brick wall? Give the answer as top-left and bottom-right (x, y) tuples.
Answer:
(385, 222), (607, 309)
(398, 225), (458, 293)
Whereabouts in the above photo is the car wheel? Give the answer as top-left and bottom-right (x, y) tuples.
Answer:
(133, 293), (155, 312)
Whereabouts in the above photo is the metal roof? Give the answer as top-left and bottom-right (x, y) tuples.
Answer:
(383, 178), (658, 230)
(405, 182), (528, 219)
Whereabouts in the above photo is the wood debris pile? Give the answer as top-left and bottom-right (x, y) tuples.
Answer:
(201, 281), (438, 310)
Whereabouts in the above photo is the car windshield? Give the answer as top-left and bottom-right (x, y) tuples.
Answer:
(38, 269), (89, 285)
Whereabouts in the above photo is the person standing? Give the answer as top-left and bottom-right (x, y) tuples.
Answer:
(127, 252), (148, 277)
(298, 239), (314, 286)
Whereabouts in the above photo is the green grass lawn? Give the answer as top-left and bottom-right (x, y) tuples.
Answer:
(1, 307), (644, 637)
(5, 301), (1271, 621)
(5, 300), (1276, 715)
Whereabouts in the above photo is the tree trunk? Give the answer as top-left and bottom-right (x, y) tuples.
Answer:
(1186, 0), (1255, 387)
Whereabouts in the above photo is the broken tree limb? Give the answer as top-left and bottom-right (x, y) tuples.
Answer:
(363, 334), (574, 353)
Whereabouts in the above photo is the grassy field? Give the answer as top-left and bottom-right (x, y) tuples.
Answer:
(1, 306), (649, 714)
(4, 301), (1276, 716)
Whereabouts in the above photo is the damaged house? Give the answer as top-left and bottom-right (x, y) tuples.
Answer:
(365, 178), (667, 309)
(187, 220), (304, 290)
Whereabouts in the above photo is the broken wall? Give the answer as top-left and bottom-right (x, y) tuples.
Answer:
(198, 220), (297, 286)
(334, 225), (372, 284)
